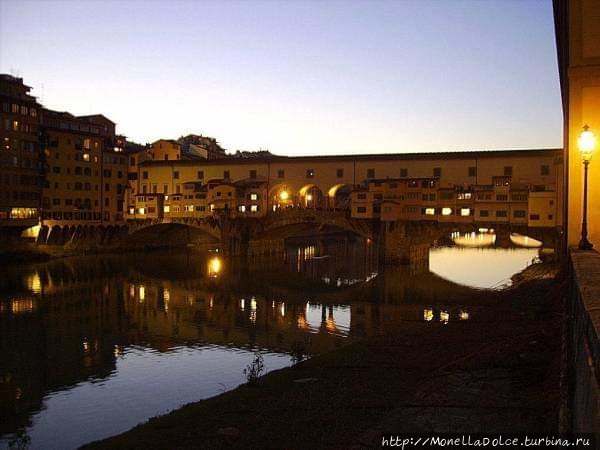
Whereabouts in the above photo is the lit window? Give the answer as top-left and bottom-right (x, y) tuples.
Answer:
(425, 208), (435, 215)
(164, 205), (170, 213)
(82, 153), (90, 162)
(441, 207), (452, 216)
(460, 208), (471, 216)
(239, 205), (246, 212)
(250, 193), (258, 201)
(250, 205), (258, 212)
(137, 207), (145, 214)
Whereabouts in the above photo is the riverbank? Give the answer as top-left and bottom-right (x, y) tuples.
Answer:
(83, 267), (564, 450)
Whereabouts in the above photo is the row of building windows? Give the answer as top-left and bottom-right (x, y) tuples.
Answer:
(0, 190), (40, 201)
(45, 197), (111, 208)
(3, 119), (37, 133)
(2, 102), (37, 117)
(138, 164), (553, 184)
(357, 205), (548, 220)
(41, 211), (110, 221)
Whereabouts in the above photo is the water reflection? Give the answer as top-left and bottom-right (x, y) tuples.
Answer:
(0, 234), (540, 449)
(429, 246), (539, 289)
(451, 230), (496, 247)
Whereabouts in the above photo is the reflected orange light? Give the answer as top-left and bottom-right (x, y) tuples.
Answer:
(326, 317), (337, 334)
(423, 308), (434, 322)
(297, 315), (308, 329)
(208, 256), (222, 278)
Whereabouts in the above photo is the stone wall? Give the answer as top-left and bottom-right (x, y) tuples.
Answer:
(569, 250), (600, 433)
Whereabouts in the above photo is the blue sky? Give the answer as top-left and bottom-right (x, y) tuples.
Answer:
(0, 0), (562, 155)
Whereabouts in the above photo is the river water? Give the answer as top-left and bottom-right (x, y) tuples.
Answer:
(0, 234), (541, 449)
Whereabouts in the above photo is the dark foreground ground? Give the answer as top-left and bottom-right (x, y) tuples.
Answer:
(84, 266), (563, 450)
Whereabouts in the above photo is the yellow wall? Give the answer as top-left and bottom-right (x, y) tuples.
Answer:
(564, 0), (600, 247)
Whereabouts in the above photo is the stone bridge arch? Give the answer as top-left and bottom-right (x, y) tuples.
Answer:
(258, 209), (373, 240)
(127, 218), (222, 240)
(298, 184), (325, 209)
(327, 183), (353, 210)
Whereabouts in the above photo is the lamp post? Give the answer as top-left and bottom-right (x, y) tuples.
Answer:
(577, 125), (596, 250)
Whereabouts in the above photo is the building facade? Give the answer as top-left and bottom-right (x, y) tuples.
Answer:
(126, 148), (562, 227)
(555, 0), (600, 248)
(0, 75), (43, 223)
(40, 110), (127, 225)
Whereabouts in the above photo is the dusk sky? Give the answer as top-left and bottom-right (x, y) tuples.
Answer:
(0, 0), (562, 156)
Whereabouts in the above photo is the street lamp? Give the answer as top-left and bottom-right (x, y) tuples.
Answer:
(577, 125), (596, 250)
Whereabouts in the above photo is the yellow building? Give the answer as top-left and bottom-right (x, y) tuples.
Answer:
(40, 110), (128, 225)
(555, 0), (600, 248)
(150, 139), (181, 161)
(126, 149), (562, 227)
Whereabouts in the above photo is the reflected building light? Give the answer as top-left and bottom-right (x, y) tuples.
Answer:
(139, 285), (145, 301)
(304, 245), (315, 260)
(209, 297), (214, 310)
(208, 256), (222, 278)
(129, 284), (135, 298)
(272, 301), (275, 309)
(280, 303), (285, 317)
(114, 345), (122, 358)
(297, 315), (308, 329)
(21, 224), (41, 239)
(452, 232), (496, 247)
(250, 297), (257, 311)
(365, 272), (378, 282)
(240, 298), (245, 311)
(26, 272), (42, 294)
(11, 298), (34, 314)
(249, 310), (257, 324)
(163, 289), (170, 312)
(509, 233), (542, 248)
(423, 308), (434, 322)
(459, 310), (470, 320)
(325, 316), (337, 334)
(187, 294), (195, 306)
(83, 339), (90, 353)
(322, 276), (330, 284)
(440, 311), (449, 324)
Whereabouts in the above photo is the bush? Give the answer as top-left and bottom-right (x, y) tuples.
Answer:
(243, 352), (264, 385)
